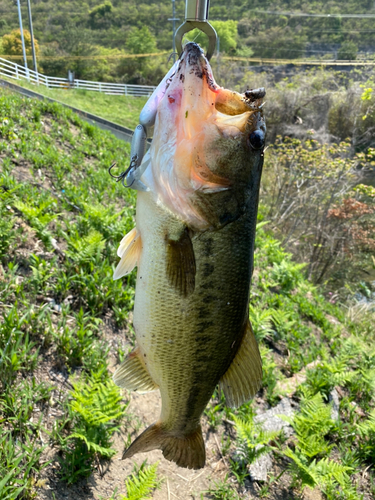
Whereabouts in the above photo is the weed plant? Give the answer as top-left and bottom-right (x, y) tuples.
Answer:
(119, 462), (160, 500)
(54, 374), (127, 483)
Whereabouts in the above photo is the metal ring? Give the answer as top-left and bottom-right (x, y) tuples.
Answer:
(175, 20), (217, 61)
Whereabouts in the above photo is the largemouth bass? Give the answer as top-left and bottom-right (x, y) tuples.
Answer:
(113, 42), (266, 469)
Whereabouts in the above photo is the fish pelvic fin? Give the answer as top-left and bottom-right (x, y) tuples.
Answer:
(166, 226), (196, 297)
(123, 422), (206, 470)
(113, 227), (142, 280)
(219, 319), (262, 408)
(113, 347), (158, 393)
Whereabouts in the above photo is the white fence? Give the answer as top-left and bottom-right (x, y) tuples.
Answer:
(0, 57), (156, 97)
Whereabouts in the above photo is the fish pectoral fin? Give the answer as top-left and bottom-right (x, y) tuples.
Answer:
(219, 319), (262, 408)
(113, 228), (142, 280)
(123, 422), (205, 470)
(113, 347), (157, 393)
(166, 226), (196, 297)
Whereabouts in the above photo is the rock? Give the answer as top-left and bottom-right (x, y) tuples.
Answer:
(329, 388), (340, 421)
(254, 397), (295, 437)
(248, 398), (295, 482)
(248, 450), (273, 482)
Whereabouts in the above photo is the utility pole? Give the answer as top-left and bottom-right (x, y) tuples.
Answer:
(168, 0), (180, 63)
(16, 0), (28, 73)
(26, 0), (38, 75)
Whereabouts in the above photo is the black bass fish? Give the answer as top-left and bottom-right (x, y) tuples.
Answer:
(113, 42), (265, 469)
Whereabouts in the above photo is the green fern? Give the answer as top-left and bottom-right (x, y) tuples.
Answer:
(284, 448), (319, 488)
(356, 409), (375, 463)
(249, 305), (275, 342)
(285, 449), (352, 491)
(357, 409), (375, 437)
(286, 392), (334, 458)
(13, 199), (57, 246)
(284, 393), (360, 498)
(70, 378), (125, 425)
(270, 259), (306, 292)
(57, 375), (127, 483)
(271, 308), (296, 336)
(66, 229), (106, 264)
(120, 463), (160, 500)
(233, 414), (280, 464)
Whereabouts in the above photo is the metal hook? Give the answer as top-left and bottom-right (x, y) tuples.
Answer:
(168, 52), (179, 63)
(108, 161), (136, 188)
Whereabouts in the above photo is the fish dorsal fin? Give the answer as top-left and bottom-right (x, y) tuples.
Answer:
(122, 422), (205, 469)
(166, 226), (196, 297)
(219, 319), (262, 408)
(113, 227), (142, 280)
(113, 347), (158, 393)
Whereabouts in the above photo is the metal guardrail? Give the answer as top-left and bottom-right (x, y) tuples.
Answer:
(0, 57), (156, 97)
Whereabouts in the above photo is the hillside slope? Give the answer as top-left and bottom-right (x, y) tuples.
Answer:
(0, 89), (375, 500)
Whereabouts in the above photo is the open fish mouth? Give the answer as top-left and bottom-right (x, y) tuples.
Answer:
(176, 42), (219, 93)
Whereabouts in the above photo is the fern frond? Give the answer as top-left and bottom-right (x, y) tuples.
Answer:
(67, 433), (116, 457)
(67, 377), (126, 460)
(122, 463), (160, 500)
(284, 448), (319, 488)
(67, 230), (106, 264)
(233, 415), (279, 464)
(82, 202), (123, 226)
(249, 305), (275, 341)
(357, 409), (375, 436)
(314, 457), (351, 487)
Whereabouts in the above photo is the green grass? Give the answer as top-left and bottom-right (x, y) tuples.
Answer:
(3, 77), (147, 129)
(0, 87), (139, 496)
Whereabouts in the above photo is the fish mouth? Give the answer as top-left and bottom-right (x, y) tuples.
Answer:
(178, 42), (219, 93)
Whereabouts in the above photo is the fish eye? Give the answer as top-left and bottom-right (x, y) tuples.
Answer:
(168, 95), (176, 104)
(248, 129), (265, 150)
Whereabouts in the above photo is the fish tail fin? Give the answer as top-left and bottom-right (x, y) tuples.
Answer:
(123, 422), (205, 469)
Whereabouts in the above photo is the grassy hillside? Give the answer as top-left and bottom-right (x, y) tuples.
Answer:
(1, 80), (147, 129)
(1, 88), (375, 500)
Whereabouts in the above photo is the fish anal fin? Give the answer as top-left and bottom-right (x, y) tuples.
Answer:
(166, 227), (196, 297)
(113, 347), (157, 393)
(113, 228), (142, 280)
(219, 319), (262, 408)
(123, 422), (205, 470)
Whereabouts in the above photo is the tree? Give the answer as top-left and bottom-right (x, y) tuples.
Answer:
(125, 26), (157, 55)
(338, 40), (358, 60)
(185, 20), (238, 54)
(2, 29), (39, 58)
(89, 1), (113, 30)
